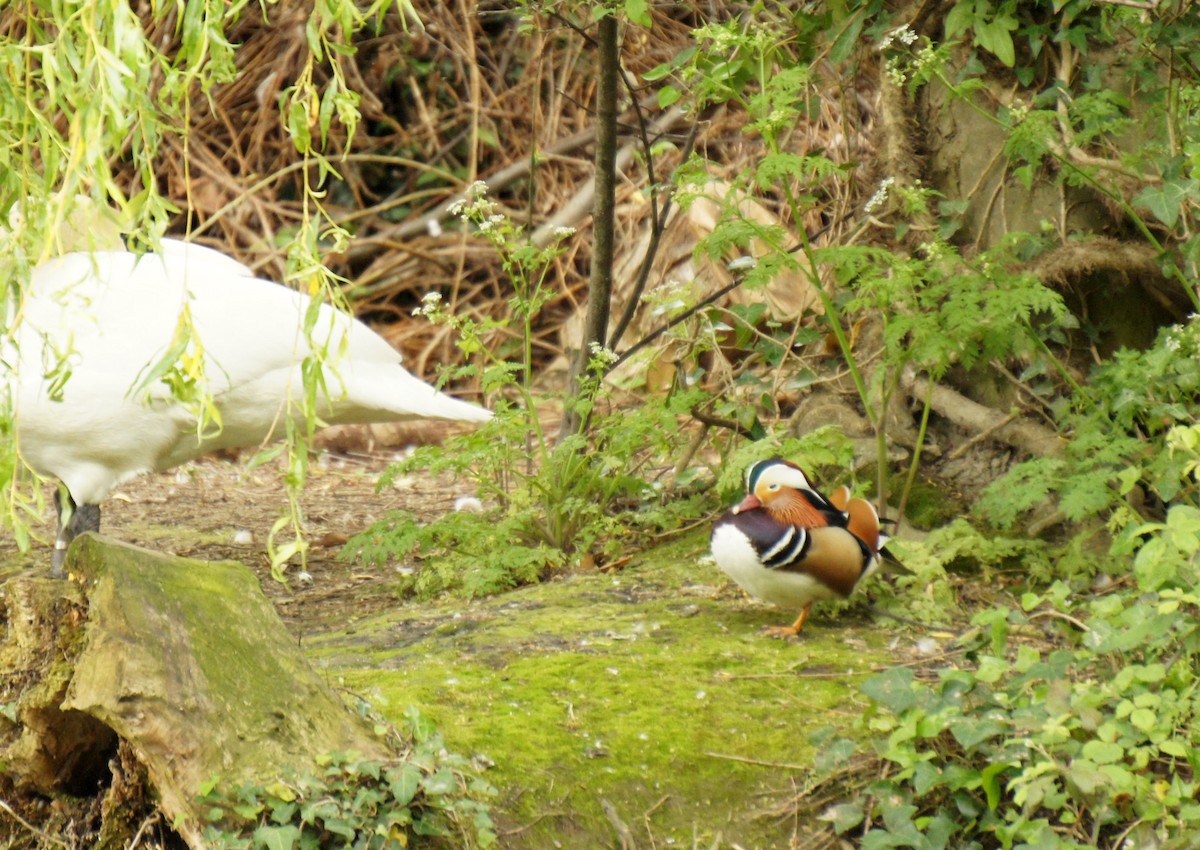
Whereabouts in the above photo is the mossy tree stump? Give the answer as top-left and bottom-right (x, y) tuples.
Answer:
(0, 534), (388, 848)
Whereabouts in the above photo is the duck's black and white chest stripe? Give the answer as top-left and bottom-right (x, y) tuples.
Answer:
(716, 509), (811, 570)
(710, 509), (834, 609)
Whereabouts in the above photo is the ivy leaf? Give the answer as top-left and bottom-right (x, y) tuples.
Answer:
(944, 2), (975, 39)
(949, 717), (1007, 750)
(1134, 181), (1194, 228)
(860, 667), (917, 714)
(819, 801), (864, 835)
(253, 825), (300, 850)
(980, 761), (1013, 810)
(975, 18), (1016, 66)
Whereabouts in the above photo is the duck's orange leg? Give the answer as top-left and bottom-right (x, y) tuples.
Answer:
(763, 604), (811, 639)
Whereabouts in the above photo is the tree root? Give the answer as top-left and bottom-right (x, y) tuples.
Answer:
(900, 368), (1064, 459)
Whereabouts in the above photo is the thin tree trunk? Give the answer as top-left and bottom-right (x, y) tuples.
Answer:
(561, 14), (618, 438)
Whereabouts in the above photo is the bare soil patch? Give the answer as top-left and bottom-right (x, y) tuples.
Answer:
(0, 433), (481, 636)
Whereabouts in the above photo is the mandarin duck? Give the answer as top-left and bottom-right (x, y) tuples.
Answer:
(710, 457), (887, 638)
(5, 238), (492, 575)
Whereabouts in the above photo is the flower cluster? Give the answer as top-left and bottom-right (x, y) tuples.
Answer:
(587, 340), (619, 366)
(446, 180), (496, 220)
(412, 290), (443, 318)
(878, 25), (917, 52)
(864, 176), (895, 214)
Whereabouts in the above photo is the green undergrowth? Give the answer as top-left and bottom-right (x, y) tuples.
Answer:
(199, 711), (498, 850)
(307, 533), (903, 848)
(799, 505), (1200, 849)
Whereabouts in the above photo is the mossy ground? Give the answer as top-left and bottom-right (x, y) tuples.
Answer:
(309, 533), (903, 848)
(1, 462), (916, 848)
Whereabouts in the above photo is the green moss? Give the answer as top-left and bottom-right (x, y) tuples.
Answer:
(310, 533), (895, 848)
(900, 478), (965, 529)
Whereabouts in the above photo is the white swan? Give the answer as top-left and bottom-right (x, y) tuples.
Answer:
(4, 239), (491, 573)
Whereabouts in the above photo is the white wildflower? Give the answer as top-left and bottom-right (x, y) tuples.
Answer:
(422, 291), (443, 305)
(477, 213), (506, 234)
(466, 179), (489, 198)
(587, 341), (619, 365)
(864, 176), (895, 214)
(447, 199), (466, 217)
(552, 225), (576, 239)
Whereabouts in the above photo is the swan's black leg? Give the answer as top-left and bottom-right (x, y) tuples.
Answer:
(51, 490), (101, 578)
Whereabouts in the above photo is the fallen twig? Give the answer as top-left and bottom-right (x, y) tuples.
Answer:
(0, 797), (70, 849)
(601, 798), (639, 850)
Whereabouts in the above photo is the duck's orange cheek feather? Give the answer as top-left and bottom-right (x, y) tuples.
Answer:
(774, 497), (829, 529)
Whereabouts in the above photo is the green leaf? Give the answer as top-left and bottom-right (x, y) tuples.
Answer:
(944, 2), (976, 39)
(658, 86), (681, 108)
(1067, 759), (1106, 796)
(950, 717), (1007, 750)
(389, 763), (422, 806)
(624, 0), (652, 28)
(1129, 707), (1157, 732)
(253, 825), (300, 850)
(980, 761), (1011, 810)
(820, 801), (865, 834)
(423, 767), (457, 796)
(860, 667), (917, 714)
(1160, 739), (1189, 758)
(642, 61), (675, 82)
(1134, 181), (1194, 228)
(830, 11), (864, 64)
(975, 19), (1015, 66)
(974, 655), (1009, 684)
(1081, 740), (1124, 765)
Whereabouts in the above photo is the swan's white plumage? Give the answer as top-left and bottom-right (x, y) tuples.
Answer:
(5, 239), (491, 507)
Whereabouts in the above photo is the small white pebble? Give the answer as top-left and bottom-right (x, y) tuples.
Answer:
(696, 690), (706, 700)
(174, 470), (190, 485)
(426, 218), (443, 237)
(231, 529), (254, 546)
(916, 637), (939, 655)
(453, 495), (484, 513)
(606, 667), (620, 676)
